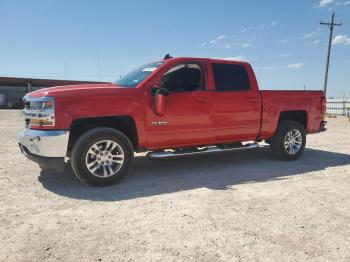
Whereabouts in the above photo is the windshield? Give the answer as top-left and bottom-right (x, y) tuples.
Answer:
(114, 62), (163, 87)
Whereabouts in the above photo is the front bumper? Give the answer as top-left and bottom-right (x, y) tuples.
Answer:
(18, 129), (69, 171)
(18, 129), (69, 157)
(19, 143), (66, 171)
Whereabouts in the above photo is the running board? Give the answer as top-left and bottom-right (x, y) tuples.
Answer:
(147, 143), (261, 159)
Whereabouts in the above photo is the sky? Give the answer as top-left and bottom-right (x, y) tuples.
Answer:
(0, 0), (349, 97)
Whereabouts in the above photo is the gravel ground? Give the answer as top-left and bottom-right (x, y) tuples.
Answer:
(1, 110), (350, 262)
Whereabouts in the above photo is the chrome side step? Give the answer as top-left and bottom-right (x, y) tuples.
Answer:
(147, 143), (261, 159)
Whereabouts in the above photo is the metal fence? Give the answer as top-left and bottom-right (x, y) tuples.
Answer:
(326, 99), (350, 116)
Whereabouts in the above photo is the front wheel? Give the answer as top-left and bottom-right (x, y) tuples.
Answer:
(71, 127), (134, 186)
(270, 120), (306, 161)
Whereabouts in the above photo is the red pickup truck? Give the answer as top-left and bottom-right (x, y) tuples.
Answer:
(19, 56), (327, 186)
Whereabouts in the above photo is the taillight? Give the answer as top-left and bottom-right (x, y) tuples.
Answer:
(321, 97), (326, 113)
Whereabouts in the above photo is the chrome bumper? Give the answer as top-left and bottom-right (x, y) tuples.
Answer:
(18, 129), (69, 157)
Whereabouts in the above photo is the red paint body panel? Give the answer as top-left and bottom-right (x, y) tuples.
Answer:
(209, 62), (262, 142)
(27, 57), (326, 150)
(259, 90), (325, 138)
(146, 90), (215, 148)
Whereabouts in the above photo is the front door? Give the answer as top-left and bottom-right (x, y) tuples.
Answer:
(146, 63), (215, 149)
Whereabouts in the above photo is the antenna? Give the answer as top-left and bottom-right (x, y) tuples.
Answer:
(258, 51), (262, 87)
(96, 49), (102, 81)
(64, 61), (68, 79)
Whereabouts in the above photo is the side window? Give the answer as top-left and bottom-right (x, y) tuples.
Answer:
(212, 63), (250, 91)
(161, 63), (205, 92)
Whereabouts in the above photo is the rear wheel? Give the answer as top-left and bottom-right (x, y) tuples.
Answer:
(270, 120), (306, 161)
(71, 127), (134, 186)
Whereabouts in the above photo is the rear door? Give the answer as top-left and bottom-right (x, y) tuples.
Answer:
(211, 62), (261, 142)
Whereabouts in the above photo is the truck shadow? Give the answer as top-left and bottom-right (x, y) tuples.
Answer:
(38, 148), (350, 202)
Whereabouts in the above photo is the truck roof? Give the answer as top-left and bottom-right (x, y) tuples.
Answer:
(163, 57), (250, 66)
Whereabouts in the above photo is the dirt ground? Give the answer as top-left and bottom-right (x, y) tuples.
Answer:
(0, 110), (350, 262)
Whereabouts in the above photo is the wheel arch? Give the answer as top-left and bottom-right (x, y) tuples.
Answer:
(67, 116), (138, 155)
(278, 110), (308, 129)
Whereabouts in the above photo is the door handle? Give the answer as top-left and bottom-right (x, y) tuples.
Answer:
(248, 98), (259, 103)
(196, 97), (209, 103)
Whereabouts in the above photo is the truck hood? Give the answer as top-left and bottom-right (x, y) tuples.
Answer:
(28, 83), (122, 98)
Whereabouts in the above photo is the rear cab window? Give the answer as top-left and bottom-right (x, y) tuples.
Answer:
(211, 63), (250, 91)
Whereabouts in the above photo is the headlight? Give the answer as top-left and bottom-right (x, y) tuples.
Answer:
(23, 96), (55, 128)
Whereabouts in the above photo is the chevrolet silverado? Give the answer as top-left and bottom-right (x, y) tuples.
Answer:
(19, 56), (327, 186)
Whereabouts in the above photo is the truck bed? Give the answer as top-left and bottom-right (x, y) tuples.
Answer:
(259, 90), (325, 138)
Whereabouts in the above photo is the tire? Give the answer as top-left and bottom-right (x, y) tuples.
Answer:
(270, 120), (306, 161)
(71, 127), (134, 186)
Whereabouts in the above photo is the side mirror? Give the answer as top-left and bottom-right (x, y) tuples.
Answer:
(154, 92), (166, 116)
(152, 87), (169, 116)
(151, 86), (170, 96)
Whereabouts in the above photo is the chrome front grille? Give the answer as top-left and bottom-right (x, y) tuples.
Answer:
(22, 96), (55, 128)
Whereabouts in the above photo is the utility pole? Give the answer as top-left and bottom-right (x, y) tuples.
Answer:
(320, 12), (342, 96)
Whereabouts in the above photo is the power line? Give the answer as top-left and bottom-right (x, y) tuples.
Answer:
(320, 12), (342, 96)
